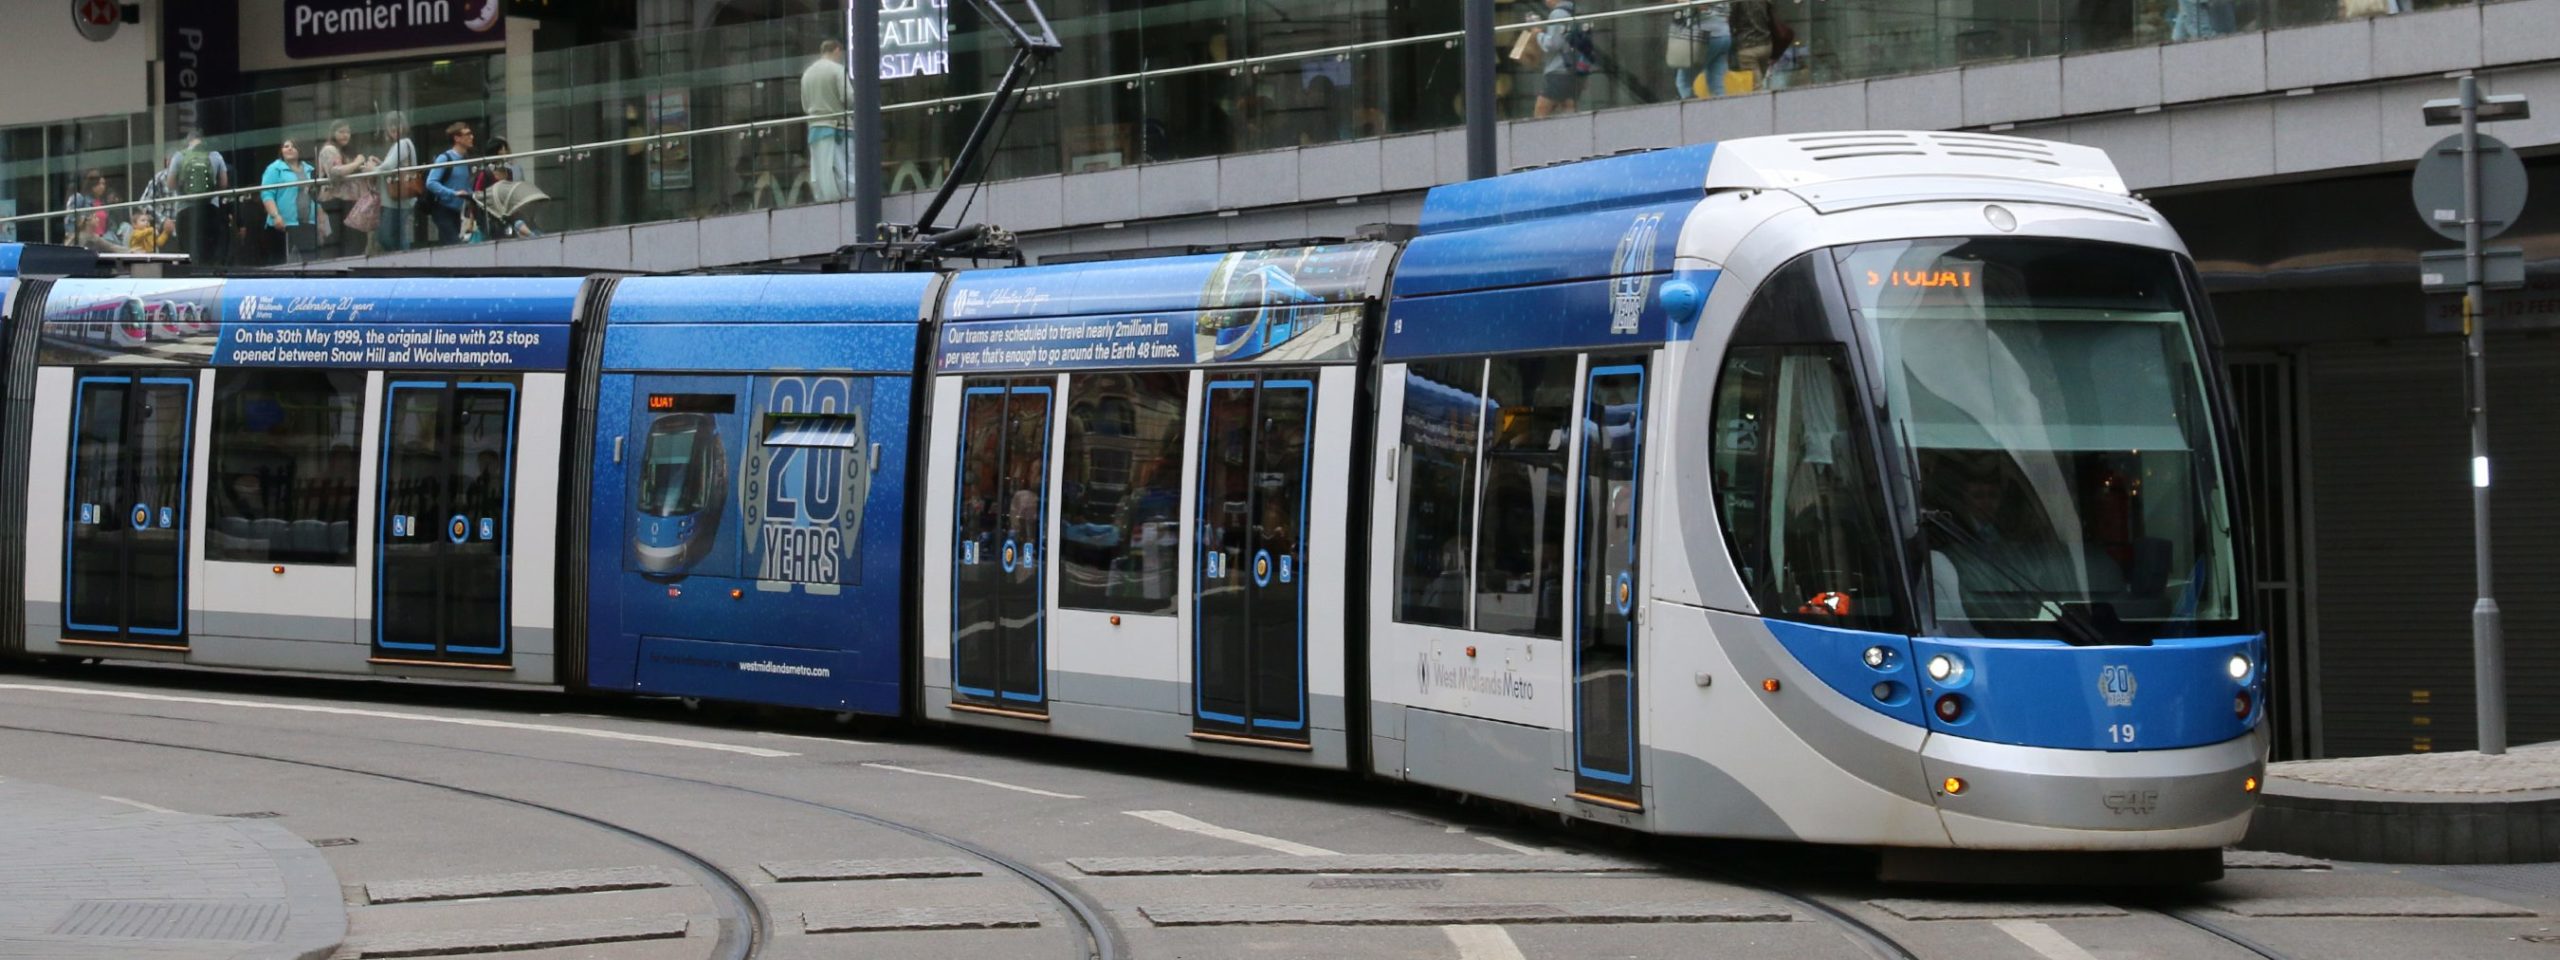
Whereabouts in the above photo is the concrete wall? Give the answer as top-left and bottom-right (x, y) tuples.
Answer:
(0, 0), (157, 127)
(355, 0), (2560, 272)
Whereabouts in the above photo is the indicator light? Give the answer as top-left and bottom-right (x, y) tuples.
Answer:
(1942, 777), (1967, 795)
(1761, 678), (1781, 693)
(2244, 776), (2261, 793)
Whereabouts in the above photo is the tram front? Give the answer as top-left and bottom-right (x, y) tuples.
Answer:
(1686, 135), (2263, 879)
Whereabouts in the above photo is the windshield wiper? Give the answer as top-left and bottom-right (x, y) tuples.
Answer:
(1917, 507), (2111, 648)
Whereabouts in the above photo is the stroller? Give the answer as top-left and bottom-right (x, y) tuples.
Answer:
(465, 178), (549, 241)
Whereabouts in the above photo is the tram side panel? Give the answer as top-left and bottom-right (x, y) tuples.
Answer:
(23, 277), (580, 683)
(920, 246), (1390, 768)
(579, 275), (934, 715)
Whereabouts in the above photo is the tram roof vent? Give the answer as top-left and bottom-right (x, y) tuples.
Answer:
(1705, 130), (2125, 196)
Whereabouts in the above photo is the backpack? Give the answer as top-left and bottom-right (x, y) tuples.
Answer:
(1563, 21), (1599, 76)
(175, 148), (216, 195)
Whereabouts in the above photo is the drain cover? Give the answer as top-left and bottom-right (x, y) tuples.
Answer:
(220, 811), (285, 819)
(50, 900), (288, 940)
(1309, 877), (1445, 890)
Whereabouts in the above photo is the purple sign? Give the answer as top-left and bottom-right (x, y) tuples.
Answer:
(285, 0), (505, 60)
(164, 1), (241, 139)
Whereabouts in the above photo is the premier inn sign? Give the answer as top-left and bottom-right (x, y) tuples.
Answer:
(285, 0), (504, 59)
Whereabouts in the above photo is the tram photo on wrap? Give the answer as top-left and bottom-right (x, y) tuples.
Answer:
(0, 134), (2269, 889)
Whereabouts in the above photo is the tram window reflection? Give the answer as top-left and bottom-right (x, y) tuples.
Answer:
(1394, 360), (1482, 629)
(1474, 357), (1573, 638)
(208, 370), (363, 565)
(1060, 372), (1187, 615)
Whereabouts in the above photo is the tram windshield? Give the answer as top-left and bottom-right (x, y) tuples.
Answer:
(639, 416), (713, 517)
(1843, 239), (2239, 642)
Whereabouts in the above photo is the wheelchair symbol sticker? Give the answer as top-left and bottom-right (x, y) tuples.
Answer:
(962, 540), (979, 565)
(391, 515), (408, 537)
(1020, 542), (1034, 567)
(159, 507), (173, 529)
(79, 503), (95, 525)
(1279, 555), (1292, 584)
(1205, 550), (1224, 579)
(479, 517), (495, 541)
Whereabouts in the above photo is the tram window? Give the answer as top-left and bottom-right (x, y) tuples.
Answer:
(1059, 372), (1187, 614)
(1394, 360), (1483, 628)
(1474, 357), (1573, 638)
(208, 370), (364, 565)
(1712, 256), (1901, 629)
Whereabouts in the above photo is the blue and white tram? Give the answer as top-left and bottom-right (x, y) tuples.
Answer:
(0, 132), (2265, 875)
(9, 276), (583, 678)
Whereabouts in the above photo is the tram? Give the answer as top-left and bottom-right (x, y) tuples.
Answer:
(0, 132), (2266, 877)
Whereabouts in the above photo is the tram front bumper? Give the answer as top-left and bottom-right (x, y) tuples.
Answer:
(1921, 725), (2267, 850)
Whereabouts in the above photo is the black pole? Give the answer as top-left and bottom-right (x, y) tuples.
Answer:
(915, 50), (1035, 232)
(852, 0), (883, 244)
(1463, 0), (1497, 179)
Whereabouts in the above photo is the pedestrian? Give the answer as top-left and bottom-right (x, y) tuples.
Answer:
(123, 208), (173, 254)
(1667, 0), (1734, 98)
(802, 39), (851, 203)
(260, 138), (319, 264)
(424, 122), (476, 247)
(164, 129), (231, 262)
(376, 111), (421, 253)
(1534, 0), (1594, 118)
(315, 119), (376, 259)
(60, 169), (117, 250)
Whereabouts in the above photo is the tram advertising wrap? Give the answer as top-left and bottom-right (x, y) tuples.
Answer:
(38, 278), (570, 370)
(936, 245), (1378, 373)
(626, 376), (873, 586)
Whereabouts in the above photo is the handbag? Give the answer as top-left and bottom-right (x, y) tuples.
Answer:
(345, 189), (381, 233)
(1508, 27), (1542, 67)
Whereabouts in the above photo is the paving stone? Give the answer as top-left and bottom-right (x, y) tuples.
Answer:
(1069, 854), (1649, 876)
(348, 915), (692, 957)
(2271, 742), (2560, 795)
(760, 858), (984, 883)
(1865, 899), (2129, 921)
(2214, 895), (2536, 918)
(1136, 901), (1792, 927)
(2224, 849), (2332, 870)
(364, 866), (686, 904)
(48, 900), (288, 940)
(800, 905), (1042, 933)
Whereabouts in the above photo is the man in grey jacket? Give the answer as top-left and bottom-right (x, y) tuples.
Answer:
(803, 39), (852, 202)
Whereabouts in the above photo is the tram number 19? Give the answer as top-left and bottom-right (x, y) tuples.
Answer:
(2107, 723), (2137, 744)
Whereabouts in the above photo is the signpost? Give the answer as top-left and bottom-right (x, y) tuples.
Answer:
(2414, 77), (2529, 755)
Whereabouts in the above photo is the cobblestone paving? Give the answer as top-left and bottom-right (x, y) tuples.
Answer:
(2272, 741), (2560, 794)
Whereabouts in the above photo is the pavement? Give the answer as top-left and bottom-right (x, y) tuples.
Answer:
(2248, 741), (2560, 864)
(0, 777), (345, 960)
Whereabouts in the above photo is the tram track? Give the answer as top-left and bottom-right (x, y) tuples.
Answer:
(2151, 903), (2296, 960)
(0, 713), (1124, 960)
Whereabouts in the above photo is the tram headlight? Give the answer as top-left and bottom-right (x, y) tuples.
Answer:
(1925, 654), (1959, 682)
(2228, 654), (2251, 681)
(1862, 646), (1890, 669)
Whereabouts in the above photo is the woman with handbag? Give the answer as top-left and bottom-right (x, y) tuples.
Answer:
(316, 120), (376, 259)
(376, 111), (421, 252)
(1666, 0), (1733, 98)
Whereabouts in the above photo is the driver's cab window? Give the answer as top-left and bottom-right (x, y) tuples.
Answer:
(1710, 256), (1901, 630)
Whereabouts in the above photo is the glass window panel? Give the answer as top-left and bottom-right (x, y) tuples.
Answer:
(1394, 361), (1481, 629)
(1061, 371), (1188, 614)
(209, 370), (364, 565)
(1475, 356), (1573, 638)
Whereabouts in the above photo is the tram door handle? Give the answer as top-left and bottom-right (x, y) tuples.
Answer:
(613, 436), (625, 463)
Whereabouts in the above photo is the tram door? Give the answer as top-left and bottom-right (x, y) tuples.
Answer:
(952, 379), (1052, 711)
(375, 378), (519, 664)
(1194, 374), (1314, 741)
(1574, 360), (1649, 805)
(62, 375), (196, 646)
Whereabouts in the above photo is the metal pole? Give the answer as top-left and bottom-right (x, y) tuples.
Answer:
(1463, 0), (1496, 179)
(852, 0), (884, 243)
(2460, 74), (2505, 756)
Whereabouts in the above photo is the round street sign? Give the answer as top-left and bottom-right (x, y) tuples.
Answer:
(2412, 133), (2528, 242)
(73, 0), (119, 42)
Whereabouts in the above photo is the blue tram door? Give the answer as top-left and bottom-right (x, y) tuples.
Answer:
(952, 379), (1051, 713)
(63, 374), (196, 647)
(375, 378), (518, 665)
(1574, 360), (1648, 806)
(1193, 374), (1314, 742)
